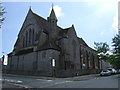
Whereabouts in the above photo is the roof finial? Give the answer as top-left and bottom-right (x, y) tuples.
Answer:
(52, 3), (54, 9)
(30, 6), (31, 9)
(48, 3), (57, 21)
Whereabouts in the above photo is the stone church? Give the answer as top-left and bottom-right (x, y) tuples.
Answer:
(5, 7), (100, 77)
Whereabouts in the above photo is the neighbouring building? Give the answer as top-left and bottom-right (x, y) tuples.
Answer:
(4, 7), (100, 77)
(99, 60), (112, 70)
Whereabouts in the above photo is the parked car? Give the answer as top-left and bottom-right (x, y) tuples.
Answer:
(100, 70), (111, 76)
(107, 68), (117, 75)
(116, 69), (120, 74)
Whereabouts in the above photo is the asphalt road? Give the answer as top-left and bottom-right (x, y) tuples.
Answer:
(1, 74), (120, 88)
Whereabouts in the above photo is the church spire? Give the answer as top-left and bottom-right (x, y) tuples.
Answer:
(28, 6), (33, 13)
(49, 5), (57, 20)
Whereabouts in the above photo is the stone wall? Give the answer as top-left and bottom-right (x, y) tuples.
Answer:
(37, 49), (60, 76)
(56, 69), (100, 78)
(6, 49), (60, 77)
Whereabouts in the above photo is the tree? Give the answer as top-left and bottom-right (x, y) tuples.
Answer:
(112, 34), (120, 55)
(108, 55), (120, 69)
(94, 42), (109, 54)
(94, 42), (110, 69)
(0, 3), (6, 28)
(108, 34), (120, 69)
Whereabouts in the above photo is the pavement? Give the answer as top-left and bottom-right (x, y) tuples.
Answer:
(2, 73), (100, 81)
(62, 74), (100, 81)
(2, 81), (25, 88)
(1, 73), (100, 88)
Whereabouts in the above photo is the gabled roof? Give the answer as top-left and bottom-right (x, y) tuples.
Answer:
(59, 28), (69, 36)
(78, 37), (97, 52)
(38, 39), (61, 51)
(78, 37), (88, 47)
(57, 27), (70, 40)
(32, 12), (48, 32)
(15, 8), (96, 53)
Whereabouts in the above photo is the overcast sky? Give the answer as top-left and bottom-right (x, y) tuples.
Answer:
(1, 0), (119, 57)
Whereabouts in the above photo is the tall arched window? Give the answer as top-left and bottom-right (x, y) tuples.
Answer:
(23, 26), (36, 47)
(86, 51), (89, 69)
(23, 36), (25, 47)
(72, 40), (76, 59)
(29, 28), (31, 45)
(32, 28), (34, 45)
(25, 31), (28, 47)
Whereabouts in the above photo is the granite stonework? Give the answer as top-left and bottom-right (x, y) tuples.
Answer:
(3, 7), (100, 77)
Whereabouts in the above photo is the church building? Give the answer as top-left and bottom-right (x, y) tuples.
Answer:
(5, 6), (100, 77)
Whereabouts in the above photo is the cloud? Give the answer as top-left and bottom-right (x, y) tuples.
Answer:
(49, 5), (64, 18)
(112, 12), (118, 33)
(100, 32), (104, 36)
(118, 2), (120, 29)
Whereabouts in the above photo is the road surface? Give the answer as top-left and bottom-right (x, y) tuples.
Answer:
(1, 74), (120, 88)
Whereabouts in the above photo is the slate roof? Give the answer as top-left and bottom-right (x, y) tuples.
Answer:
(38, 39), (61, 51)
(32, 12), (48, 33)
(30, 9), (68, 51)
(14, 8), (95, 54)
(31, 10), (62, 51)
(49, 8), (57, 20)
(58, 28), (70, 39)
(78, 37), (88, 47)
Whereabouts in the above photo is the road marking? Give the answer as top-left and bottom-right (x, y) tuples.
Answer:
(40, 80), (73, 88)
(3, 79), (23, 84)
(47, 80), (53, 81)
(16, 80), (23, 83)
(9, 83), (32, 88)
(36, 79), (53, 81)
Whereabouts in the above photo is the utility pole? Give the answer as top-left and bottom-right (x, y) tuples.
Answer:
(2, 52), (8, 83)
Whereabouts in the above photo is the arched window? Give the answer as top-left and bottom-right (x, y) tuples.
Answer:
(86, 50), (89, 68)
(72, 40), (76, 59)
(25, 31), (28, 47)
(24, 27), (36, 47)
(35, 32), (37, 41)
(32, 28), (34, 45)
(29, 28), (31, 45)
(23, 36), (25, 47)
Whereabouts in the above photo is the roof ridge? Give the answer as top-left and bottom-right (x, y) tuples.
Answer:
(32, 12), (47, 21)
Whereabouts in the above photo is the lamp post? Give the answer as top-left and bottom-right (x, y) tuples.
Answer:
(2, 52), (8, 72)
(2, 52), (8, 83)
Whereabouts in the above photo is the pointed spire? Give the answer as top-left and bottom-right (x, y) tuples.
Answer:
(49, 4), (57, 20)
(28, 6), (32, 13)
(72, 24), (74, 27)
(52, 3), (54, 8)
(30, 6), (31, 9)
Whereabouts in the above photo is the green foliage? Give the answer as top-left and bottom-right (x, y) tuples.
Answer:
(94, 42), (110, 54)
(112, 34), (120, 55)
(108, 34), (120, 69)
(0, 2), (6, 27)
(107, 55), (120, 69)
(94, 42), (110, 62)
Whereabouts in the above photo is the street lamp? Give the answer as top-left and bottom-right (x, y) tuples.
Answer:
(2, 52), (8, 83)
